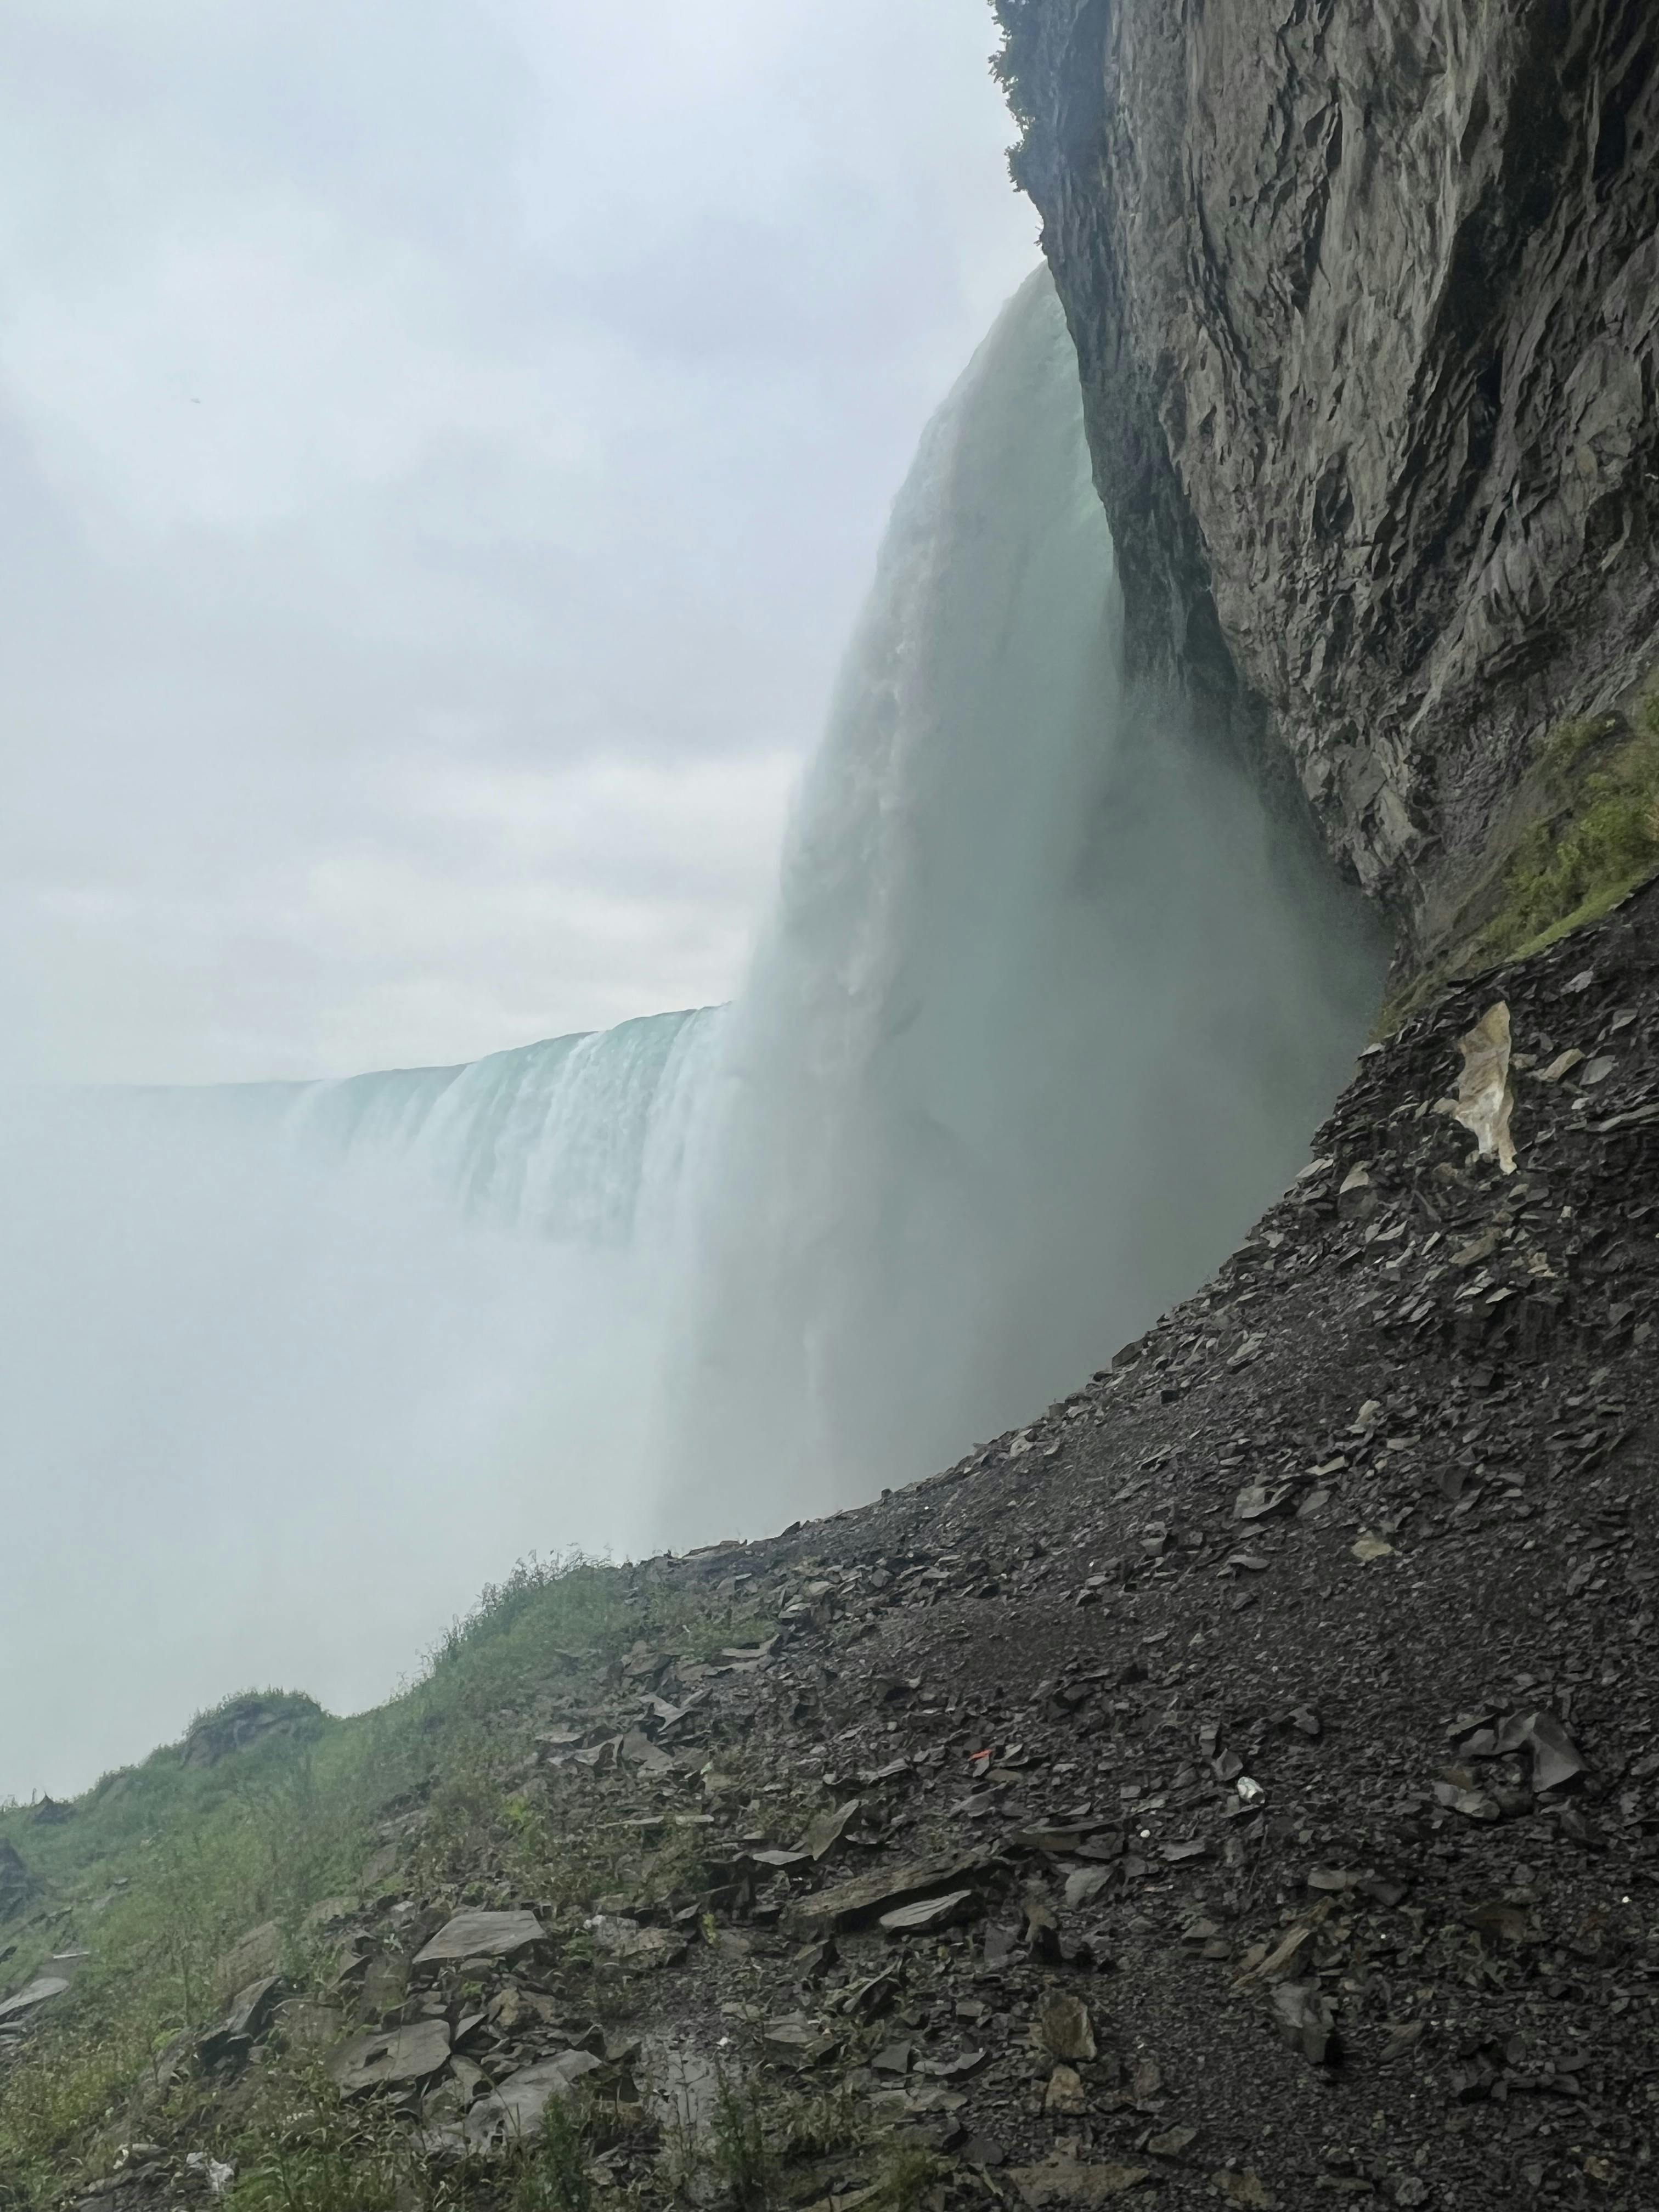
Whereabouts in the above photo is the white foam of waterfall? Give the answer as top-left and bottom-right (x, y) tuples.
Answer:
(284, 1006), (724, 1246)
(0, 1023), (720, 1796)
(653, 270), (1386, 1534)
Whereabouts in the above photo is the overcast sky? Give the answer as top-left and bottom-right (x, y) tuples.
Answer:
(0, 0), (1036, 1086)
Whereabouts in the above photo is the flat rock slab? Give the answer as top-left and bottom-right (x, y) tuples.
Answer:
(878, 1888), (979, 1934)
(465, 2049), (605, 2149)
(591, 1919), (687, 1968)
(217, 1920), (283, 1991)
(329, 2017), (451, 2095)
(273, 1998), (345, 2053)
(1010, 2157), (1156, 2205)
(222, 1973), (285, 2040)
(413, 1908), (545, 1967)
(0, 1976), (70, 2023)
(785, 1852), (986, 1936)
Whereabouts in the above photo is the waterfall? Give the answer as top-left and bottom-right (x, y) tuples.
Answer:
(654, 269), (1385, 1533)
(283, 1007), (724, 1248)
(0, 268), (1385, 1796)
(0, 1024), (725, 1793)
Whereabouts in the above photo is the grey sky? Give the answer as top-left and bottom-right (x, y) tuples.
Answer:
(0, 0), (1036, 1085)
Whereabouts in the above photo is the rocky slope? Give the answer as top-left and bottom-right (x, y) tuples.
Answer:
(7, 886), (1656, 2212)
(992, 0), (1659, 952)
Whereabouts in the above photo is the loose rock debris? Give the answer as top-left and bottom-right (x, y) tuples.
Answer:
(8, 881), (1659, 2208)
(329, 2016), (454, 2096)
(463, 2049), (606, 2151)
(413, 1908), (548, 1967)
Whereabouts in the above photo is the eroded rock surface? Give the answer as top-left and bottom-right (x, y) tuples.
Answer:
(995, 0), (1659, 939)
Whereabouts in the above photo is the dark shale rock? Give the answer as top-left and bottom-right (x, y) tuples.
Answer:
(411, 1908), (546, 1968)
(26, 884), (1659, 2209)
(783, 1852), (990, 1936)
(994, 0), (1659, 944)
(464, 2051), (606, 2152)
(196, 1976), (285, 2074)
(328, 2017), (452, 2096)
(0, 1976), (70, 2025)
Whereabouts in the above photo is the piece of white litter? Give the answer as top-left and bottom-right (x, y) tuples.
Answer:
(1451, 1001), (1518, 1174)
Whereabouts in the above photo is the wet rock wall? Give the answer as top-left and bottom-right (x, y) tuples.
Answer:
(995, 0), (1659, 950)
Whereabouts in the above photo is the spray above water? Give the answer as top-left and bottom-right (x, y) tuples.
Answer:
(0, 271), (1385, 1796)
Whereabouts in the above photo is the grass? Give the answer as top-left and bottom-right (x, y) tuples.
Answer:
(699, 2069), (868, 2212)
(709, 2072), (775, 2212)
(222, 2081), (431, 2212)
(507, 2100), (594, 2212)
(1380, 675), (1659, 1031)
(1470, 693), (1659, 968)
(872, 2147), (953, 2212)
(0, 1553), (778, 2210)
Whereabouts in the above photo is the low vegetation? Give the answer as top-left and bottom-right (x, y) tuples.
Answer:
(1381, 674), (1659, 1033)
(1472, 691), (1659, 967)
(989, 2), (1050, 177)
(0, 1556), (781, 2210)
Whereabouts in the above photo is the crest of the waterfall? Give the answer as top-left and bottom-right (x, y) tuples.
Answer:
(281, 1006), (725, 1248)
(656, 269), (1386, 1536)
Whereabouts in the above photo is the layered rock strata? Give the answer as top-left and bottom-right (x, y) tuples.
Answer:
(995, 0), (1659, 946)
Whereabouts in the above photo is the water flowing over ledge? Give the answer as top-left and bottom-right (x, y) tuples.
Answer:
(657, 270), (1385, 1533)
(284, 1007), (724, 1249)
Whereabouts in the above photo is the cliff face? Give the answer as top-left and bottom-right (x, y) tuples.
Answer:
(995, 0), (1659, 953)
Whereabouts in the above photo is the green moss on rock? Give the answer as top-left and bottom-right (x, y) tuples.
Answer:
(1473, 698), (1659, 968)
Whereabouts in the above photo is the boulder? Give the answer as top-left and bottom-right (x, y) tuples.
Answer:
(328, 2017), (451, 2096)
(465, 2050), (605, 2151)
(197, 1976), (285, 2073)
(413, 1908), (546, 1968)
